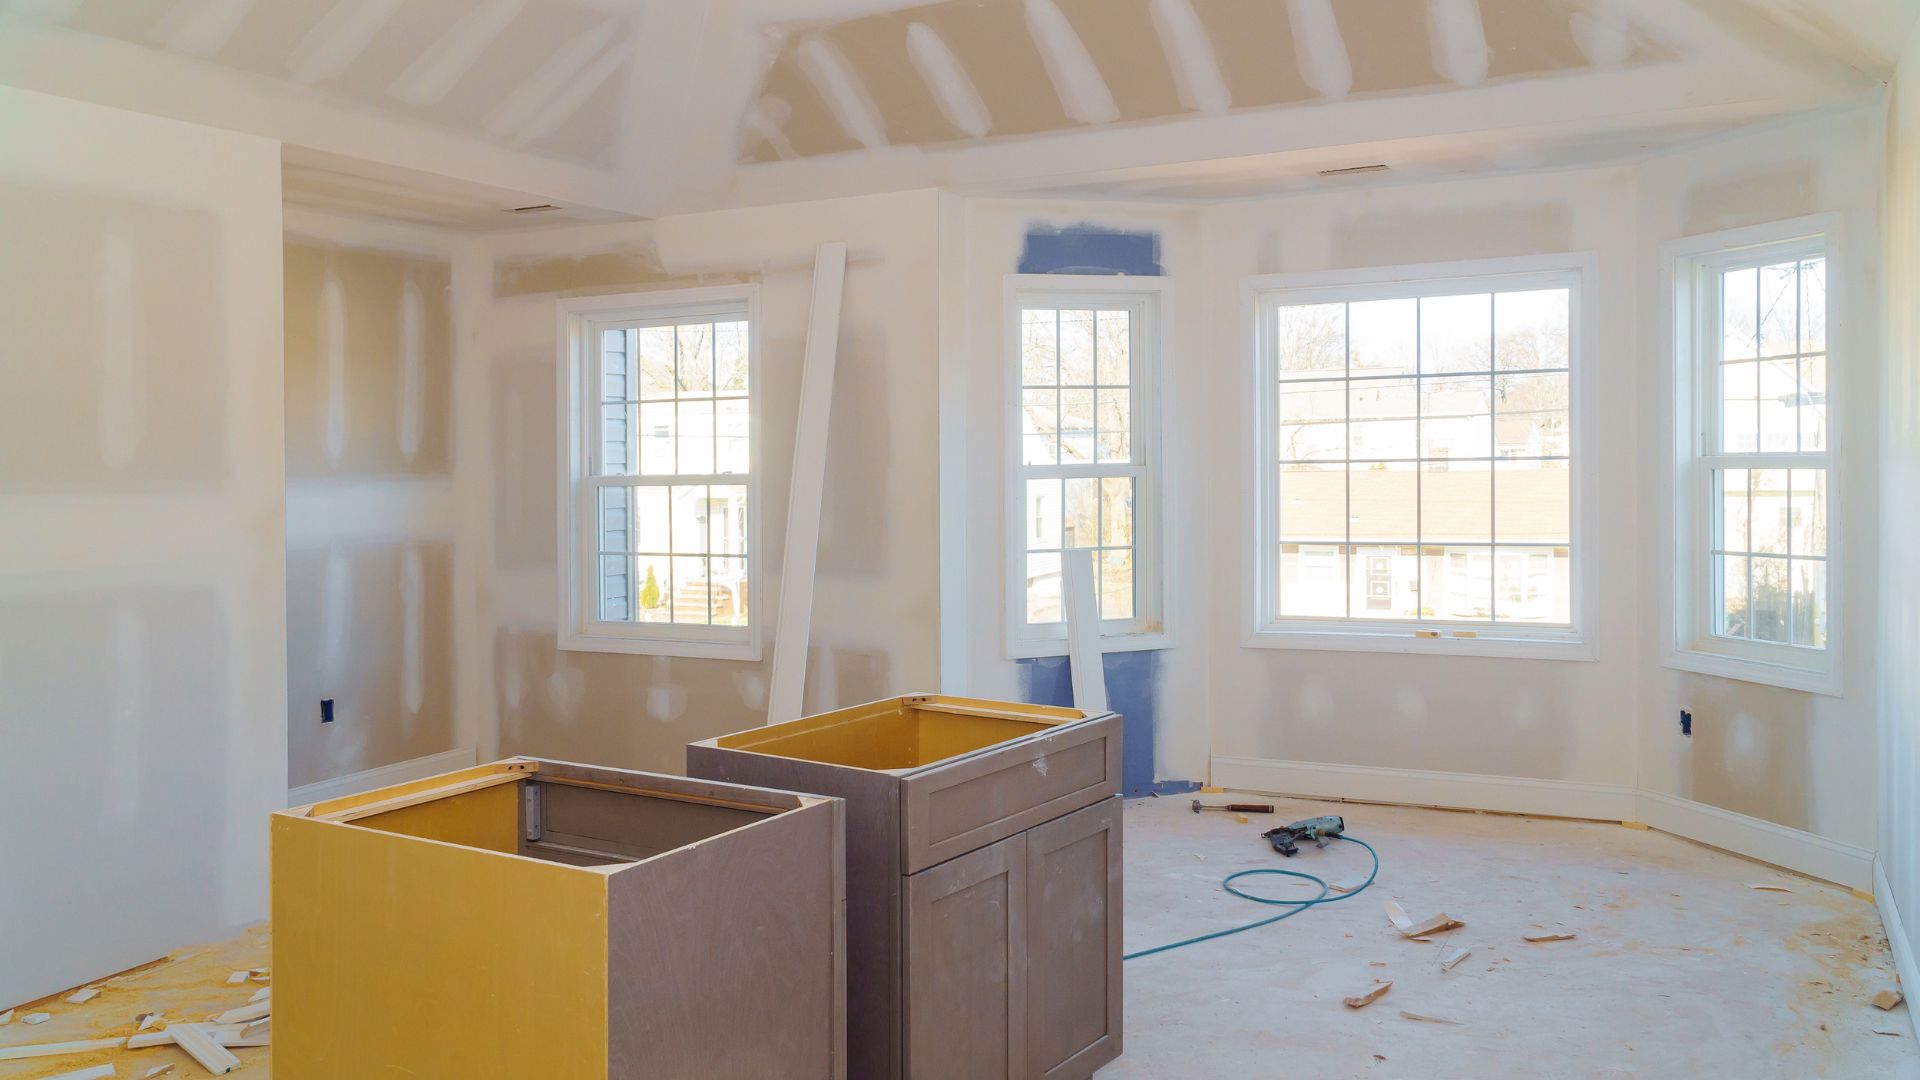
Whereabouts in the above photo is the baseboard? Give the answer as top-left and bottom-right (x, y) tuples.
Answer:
(1877, 858), (1920, 1044)
(287, 746), (478, 807)
(1212, 755), (1875, 891)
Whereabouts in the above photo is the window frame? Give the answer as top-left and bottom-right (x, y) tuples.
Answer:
(1664, 215), (1841, 694)
(1003, 274), (1170, 660)
(1242, 253), (1598, 660)
(555, 284), (762, 660)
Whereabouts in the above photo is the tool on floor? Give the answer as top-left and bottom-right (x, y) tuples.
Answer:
(1262, 815), (1346, 857)
(1192, 799), (1275, 815)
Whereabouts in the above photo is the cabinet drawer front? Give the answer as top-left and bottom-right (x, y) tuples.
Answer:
(900, 713), (1121, 874)
(1026, 797), (1123, 1079)
(904, 833), (1027, 1080)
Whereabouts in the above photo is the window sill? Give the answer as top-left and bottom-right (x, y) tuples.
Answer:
(1244, 626), (1595, 662)
(1664, 642), (1840, 696)
(559, 630), (761, 662)
(1006, 631), (1172, 661)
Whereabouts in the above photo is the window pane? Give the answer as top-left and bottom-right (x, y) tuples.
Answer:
(1791, 559), (1827, 647)
(1800, 258), (1826, 353)
(1421, 461), (1491, 543)
(1022, 309), (1058, 386)
(640, 327), (676, 399)
(1277, 303), (1345, 380)
(632, 485), (669, 553)
(600, 554), (631, 622)
(671, 485), (707, 553)
(1424, 545), (1492, 622)
(1096, 388), (1130, 463)
(677, 399), (714, 474)
(634, 554), (671, 623)
(598, 487), (630, 552)
(639, 401), (675, 475)
(1349, 379), (1417, 459)
(1758, 261), (1797, 357)
(716, 320), (749, 392)
(1720, 361), (1758, 453)
(672, 555), (709, 624)
(1280, 543), (1346, 617)
(1279, 463), (1345, 541)
(1099, 548), (1134, 620)
(1722, 266), (1757, 361)
(715, 398), (749, 474)
(1494, 372), (1569, 457)
(709, 485), (747, 555)
(1494, 547), (1570, 625)
(1421, 375), (1492, 458)
(1799, 355), (1827, 451)
(600, 403), (635, 476)
(1494, 289), (1569, 370)
(1022, 389), (1059, 465)
(1027, 552), (1062, 623)
(1349, 298), (1417, 375)
(1351, 545), (1420, 619)
(1719, 554), (1748, 637)
(1419, 293), (1491, 373)
(676, 323), (713, 394)
(1751, 555), (1790, 643)
(1278, 382), (1344, 461)
(1096, 310), (1130, 385)
(1060, 389), (1095, 464)
(1751, 469), (1789, 554)
(1062, 476), (1099, 548)
(1757, 358), (1796, 453)
(1789, 469), (1827, 557)
(1100, 476), (1134, 548)
(1719, 469), (1749, 553)
(712, 556), (748, 626)
(1060, 310), (1096, 385)
(1495, 459), (1569, 544)
(1027, 479), (1061, 550)
(1349, 462), (1416, 541)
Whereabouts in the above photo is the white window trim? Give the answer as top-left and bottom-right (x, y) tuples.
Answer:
(1662, 215), (1841, 695)
(555, 284), (763, 661)
(1241, 253), (1599, 662)
(1004, 274), (1171, 660)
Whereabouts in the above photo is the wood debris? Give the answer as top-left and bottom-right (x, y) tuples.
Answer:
(45, 1066), (115, 1080)
(1399, 1010), (1462, 1025)
(0, 1036), (130, 1062)
(136, 1013), (163, 1031)
(0, 1008), (11, 1024)
(23, 1012), (51, 1025)
(1524, 931), (1578, 943)
(223, 971), (248, 985)
(1871, 989), (1905, 1011)
(1440, 946), (1472, 971)
(1383, 899), (1463, 938)
(213, 1001), (270, 1026)
(168, 1024), (240, 1076)
(65, 987), (100, 1005)
(144, 1066), (177, 1078)
(246, 986), (271, 1004)
(1746, 883), (1793, 893)
(1344, 980), (1392, 1009)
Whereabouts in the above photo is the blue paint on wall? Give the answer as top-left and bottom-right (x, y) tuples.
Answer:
(1017, 223), (1163, 277)
(1016, 651), (1194, 797)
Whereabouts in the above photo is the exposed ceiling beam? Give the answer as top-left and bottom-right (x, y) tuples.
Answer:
(287, 0), (407, 85)
(1149, 0), (1231, 115)
(152, 0), (260, 58)
(906, 22), (992, 138)
(1025, 0), (1119, 125)
(482, 19), (623, 139)
(797, 34), (888, 149)
(389, 0), (525, 106)
(511, 40), (630, 147)
(1427, 0), (1491, 87)
(1287, 0), (1353, 100)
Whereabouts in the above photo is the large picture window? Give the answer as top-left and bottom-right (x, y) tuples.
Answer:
(1247, 256), (1590, 656)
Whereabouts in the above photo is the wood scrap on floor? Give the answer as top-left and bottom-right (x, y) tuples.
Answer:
(1872, 989), (1905, 1011)
(0, 1008), (11, 1024)
(168, 1023), (240, 1075)
(223, 972), (247, 985)
(1440, 946), (1472, 971)
(46, 1065), (116, 1080)
(24, 1012), (51, 1024)
(1383, 899), (1463, 938)
(1747, 883), (1793, 893)
(137, 1012), (163, 1031)
(1345, 980), (1392, 1009)
(1400, 1011), (1462, 1025)
(0, 1036), (130, 1062)
(1523, 931), (1577, 942)
(144, 1066), (176, 1078)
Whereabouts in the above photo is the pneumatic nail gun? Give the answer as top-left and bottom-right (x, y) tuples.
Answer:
(1261, 815), (1345, 857)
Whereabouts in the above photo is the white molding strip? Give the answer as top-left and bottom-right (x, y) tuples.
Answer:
(287, 746), (478, 807)
(1876, 857), (1920, 1043)
(1213, 756), (1875, 891)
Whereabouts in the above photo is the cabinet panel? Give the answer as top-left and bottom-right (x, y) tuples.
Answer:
(1025, 797), (1123, 1079)
(904, 832), (1028, 1080)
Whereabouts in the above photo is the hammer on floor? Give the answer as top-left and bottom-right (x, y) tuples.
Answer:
(1192, 799), (1276, 815)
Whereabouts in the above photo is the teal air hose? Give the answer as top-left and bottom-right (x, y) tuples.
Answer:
(1123, 834), (1380, 961)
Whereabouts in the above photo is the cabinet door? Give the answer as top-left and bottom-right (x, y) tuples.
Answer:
(904, 831), (1027, 1080)
(1025, 797), (1122, 1079)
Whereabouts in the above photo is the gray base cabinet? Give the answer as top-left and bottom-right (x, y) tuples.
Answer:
(687, 695), (1124, 1080)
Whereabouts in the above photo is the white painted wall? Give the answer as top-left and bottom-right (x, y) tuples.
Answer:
(0, 87), (286, 1006)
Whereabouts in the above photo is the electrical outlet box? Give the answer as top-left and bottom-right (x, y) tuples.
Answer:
(321, 698), (334, 724)
(1680, 709), (1692, 737)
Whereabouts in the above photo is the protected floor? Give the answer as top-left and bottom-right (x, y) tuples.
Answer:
(1109, 793), (1916, 1080)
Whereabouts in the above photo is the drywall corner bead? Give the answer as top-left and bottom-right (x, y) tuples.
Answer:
(1017, 223), (1163, 276)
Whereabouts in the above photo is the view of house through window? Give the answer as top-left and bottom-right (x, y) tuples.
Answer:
(594, 316), (751, 631)
(1265, 278), (1575, 631)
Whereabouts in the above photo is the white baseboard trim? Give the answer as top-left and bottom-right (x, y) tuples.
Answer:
(1212, 755), (1875, 891)
(288, 746), (478, 807)
(1877, 857), (1920, 1046)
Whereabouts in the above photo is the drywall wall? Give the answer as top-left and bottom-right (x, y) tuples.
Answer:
(283, 210), (478, 789)
(0, 86), (285, 1006)
(479, 190), (941, 772)
(1881, 19), (1920, 971)
(1635, 109), (1883, 849)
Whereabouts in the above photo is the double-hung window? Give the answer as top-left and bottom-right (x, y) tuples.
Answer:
(1667, 218), (1837, 693)
(1247, 255), (1591, 657)
(1007, 278), (1165, 657)
(558, 286), (759, 659)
